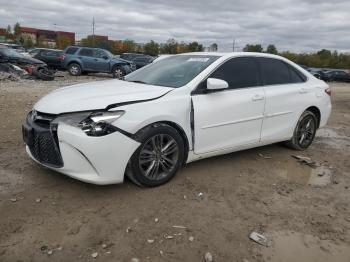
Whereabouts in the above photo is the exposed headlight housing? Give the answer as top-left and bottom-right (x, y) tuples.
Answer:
(54, 111), (125, 137)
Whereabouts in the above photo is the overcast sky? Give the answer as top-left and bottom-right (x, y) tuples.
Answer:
(1, 0), (349, 52)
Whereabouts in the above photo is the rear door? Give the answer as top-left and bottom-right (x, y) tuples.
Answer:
(192, 57), (265, 154)
(258, 57), (310, 142)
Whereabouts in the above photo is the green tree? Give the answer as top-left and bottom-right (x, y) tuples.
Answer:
(56, 35), (72, 50)
(243, 44), (263, 52)
(161, 38), (178, 54)
(187, 41), (204, 52)
(317, 49), (332, 59)
(266, 44), (278, 54)
(209, 43), (218, 52)
(144, 40), (159, 56)
(5, 25), (12, 40)
(122, 39), (137, 53)
(13, 22), (21, 43)
(23, 37), (34, 49)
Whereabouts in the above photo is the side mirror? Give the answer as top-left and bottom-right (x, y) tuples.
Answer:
(206, 78), (229, 91)
(103, 55), (109, 60)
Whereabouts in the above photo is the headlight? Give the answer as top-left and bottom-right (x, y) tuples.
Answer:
(53, 111), (125, 137)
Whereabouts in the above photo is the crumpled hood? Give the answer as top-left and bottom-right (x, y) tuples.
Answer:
(34, 79), (173, 114)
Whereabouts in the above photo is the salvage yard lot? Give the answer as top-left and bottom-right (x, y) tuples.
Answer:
(0, 74), (350, 261)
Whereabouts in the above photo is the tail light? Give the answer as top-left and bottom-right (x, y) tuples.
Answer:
(325, 87), (331, 96)
(59, 54), (66, 61)
(23, 65), (35, 74)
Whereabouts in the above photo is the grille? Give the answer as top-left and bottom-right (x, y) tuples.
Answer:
(29, 130), (63, 167)
(25, 111), (63, 168)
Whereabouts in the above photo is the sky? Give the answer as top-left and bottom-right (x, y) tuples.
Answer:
(1, 0), (349, 52)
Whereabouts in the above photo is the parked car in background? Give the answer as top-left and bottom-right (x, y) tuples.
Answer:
(29, 48), (63, 69)
(0, 43), (26, 54)
(331, 70), (350, 82)
(23, 52), (331, 187)
(132, 56), (154, 69)
(120, 53), (154, 69)
(61, 46), (135, 78)
(120, 53), (144, 61)
(0, 46), (46, 69)
(318, 70), (334, 82)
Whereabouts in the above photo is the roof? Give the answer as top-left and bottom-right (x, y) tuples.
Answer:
(175, 52), (288, 61)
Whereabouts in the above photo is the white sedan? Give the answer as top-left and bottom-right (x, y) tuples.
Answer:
(22, 52), (331, 187)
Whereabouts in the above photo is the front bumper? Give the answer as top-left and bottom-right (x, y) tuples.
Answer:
(23, 112), (140, 185)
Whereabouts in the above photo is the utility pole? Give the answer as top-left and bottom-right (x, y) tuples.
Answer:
(92, 17), (95, 47)
(232, 37), (236, 52)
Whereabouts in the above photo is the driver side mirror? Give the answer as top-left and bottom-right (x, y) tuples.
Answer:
(206, 78), (229, 91)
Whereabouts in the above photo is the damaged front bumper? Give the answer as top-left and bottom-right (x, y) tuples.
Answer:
(23, 111), (140, 185)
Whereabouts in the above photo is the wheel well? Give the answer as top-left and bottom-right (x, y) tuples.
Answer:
(306, 106), (321, 128)
(136, 121), (190, 165)
(67, 61), (82, 68)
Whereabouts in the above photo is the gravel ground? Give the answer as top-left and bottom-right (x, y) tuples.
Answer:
(0, 73), (350, 262)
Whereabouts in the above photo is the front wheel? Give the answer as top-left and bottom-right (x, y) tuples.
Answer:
(112, 65), (125, 79)
(127, 124), (185, 187)
(285, 110), (317, 150)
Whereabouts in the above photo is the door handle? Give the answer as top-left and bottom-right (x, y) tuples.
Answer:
(299, 88), (309, 94)
(252, 94), (264, 101)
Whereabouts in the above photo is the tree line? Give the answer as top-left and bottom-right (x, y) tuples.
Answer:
(243, 44), (350, 69)
(80, 37), (214, 56)
(3, 22), (350, 68)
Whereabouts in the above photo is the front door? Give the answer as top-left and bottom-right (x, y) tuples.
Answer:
(192, 57), (265, 154)
(91, 49), (110, 72)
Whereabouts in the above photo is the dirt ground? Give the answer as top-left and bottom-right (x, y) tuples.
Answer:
(0, 73), (349, 262)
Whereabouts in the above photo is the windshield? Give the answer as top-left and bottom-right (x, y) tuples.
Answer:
(124, 55), (219, 88)
(105, 50), (114, 58)
(0, 48), (24, 58)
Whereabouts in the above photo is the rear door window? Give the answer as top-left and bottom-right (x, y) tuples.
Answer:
(209, 57), (260, 89)
(79, 48), (94, 57)
(65, 47), (79, 54)
(259, 57), (306, 85)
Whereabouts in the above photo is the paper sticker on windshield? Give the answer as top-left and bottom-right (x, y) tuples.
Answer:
(187, 58), (210, 62)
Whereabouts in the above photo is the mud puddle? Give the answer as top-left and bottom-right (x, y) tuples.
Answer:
(262, 231), (350, 262)
(274, 159), (332, 186)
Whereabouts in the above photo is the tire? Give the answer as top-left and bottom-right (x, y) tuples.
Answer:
(127, 124), (185, 187)
(32, 67), (55, 81)
(285, 110), (318, 150)
(68, 63), (82, 76)
(112, 65), (125, 79)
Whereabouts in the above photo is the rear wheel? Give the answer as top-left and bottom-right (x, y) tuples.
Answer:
(285, 110), (317, 150)
(127, 124), (184, 187)
(68, 63), (81, 76)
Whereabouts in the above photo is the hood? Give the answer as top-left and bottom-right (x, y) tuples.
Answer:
(34, 79), (173, 114)
(9, 56), (45, 66)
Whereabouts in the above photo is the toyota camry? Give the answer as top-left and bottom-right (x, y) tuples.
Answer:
(22, 52), (332, 187)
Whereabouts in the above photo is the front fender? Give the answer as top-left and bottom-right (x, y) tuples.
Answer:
(110, 94), (193, 149)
